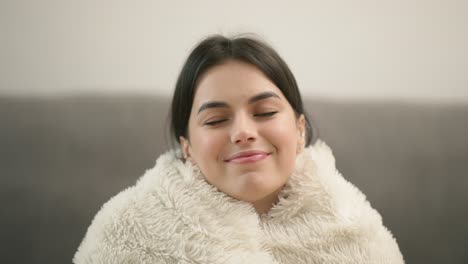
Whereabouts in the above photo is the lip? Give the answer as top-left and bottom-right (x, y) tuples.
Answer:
(224, 150), (271, 164)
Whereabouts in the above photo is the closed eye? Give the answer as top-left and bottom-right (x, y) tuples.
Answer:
(205, 111), (277, 126)
(205, 119), (228, 126)
(254, 111), (278, 117)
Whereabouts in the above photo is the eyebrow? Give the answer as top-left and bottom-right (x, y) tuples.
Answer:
(197, 91), (281, 114)
(248, 91), (280, 104)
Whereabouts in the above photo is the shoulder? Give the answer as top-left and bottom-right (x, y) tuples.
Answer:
(302, 141), (405, 263)
(73, 151), (184, 264)
(73, 185), (146, 263)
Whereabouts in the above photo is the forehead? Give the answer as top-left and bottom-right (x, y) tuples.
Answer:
(192, 60), (286, 106)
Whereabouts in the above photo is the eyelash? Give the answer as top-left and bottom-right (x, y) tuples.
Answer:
(204, 111), (278, 126)
(254, 111), (278, 117)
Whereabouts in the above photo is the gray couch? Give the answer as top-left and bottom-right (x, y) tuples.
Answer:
(1, 95), (467, 264)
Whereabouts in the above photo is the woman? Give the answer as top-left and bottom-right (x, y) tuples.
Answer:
(74, 35), (404, 263)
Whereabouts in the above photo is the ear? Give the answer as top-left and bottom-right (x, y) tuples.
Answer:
(179, 136), (192, 161)
(296, 114), (306, 154)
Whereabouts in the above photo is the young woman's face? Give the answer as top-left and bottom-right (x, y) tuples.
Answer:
(180, 60), (305, 206)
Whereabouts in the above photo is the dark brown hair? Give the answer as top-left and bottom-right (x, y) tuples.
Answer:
(170, 34), (316, 147)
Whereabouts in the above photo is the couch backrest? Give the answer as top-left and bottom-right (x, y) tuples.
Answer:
(1, 96), (467, 264)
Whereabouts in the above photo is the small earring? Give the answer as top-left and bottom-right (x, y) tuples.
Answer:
(184, 154), (194, 163)
(297, 132), (305, 154)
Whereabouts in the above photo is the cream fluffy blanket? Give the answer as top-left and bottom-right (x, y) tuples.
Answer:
(74, 140), (404, 263)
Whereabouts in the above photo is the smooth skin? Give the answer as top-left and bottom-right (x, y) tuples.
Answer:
(180, 60), (305, 214)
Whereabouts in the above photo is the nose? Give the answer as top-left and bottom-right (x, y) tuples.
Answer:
(230, 113), (257, 145)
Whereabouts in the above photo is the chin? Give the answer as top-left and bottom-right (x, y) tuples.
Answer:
(233, 182), (283, 202)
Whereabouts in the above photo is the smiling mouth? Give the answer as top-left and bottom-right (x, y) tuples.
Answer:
(225, 152), (271, 164)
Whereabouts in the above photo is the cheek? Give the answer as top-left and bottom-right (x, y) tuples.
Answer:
(189, 129), (229, 189)
(263, 116), (299, 151)
(190, 129), (226, 164)
(261, 116), (299, 175)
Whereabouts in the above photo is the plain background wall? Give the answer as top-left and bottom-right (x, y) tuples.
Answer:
(1, 0), (467, 102)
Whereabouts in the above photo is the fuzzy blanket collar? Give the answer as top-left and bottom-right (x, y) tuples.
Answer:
(74, 140), (404, 264)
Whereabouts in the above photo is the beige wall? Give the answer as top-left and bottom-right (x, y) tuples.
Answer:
(1, 0), (467, 102)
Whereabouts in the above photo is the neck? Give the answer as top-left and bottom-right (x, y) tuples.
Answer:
(251, 189), (281, 215)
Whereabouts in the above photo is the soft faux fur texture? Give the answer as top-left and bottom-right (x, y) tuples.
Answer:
(74, 140), (404, 263)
